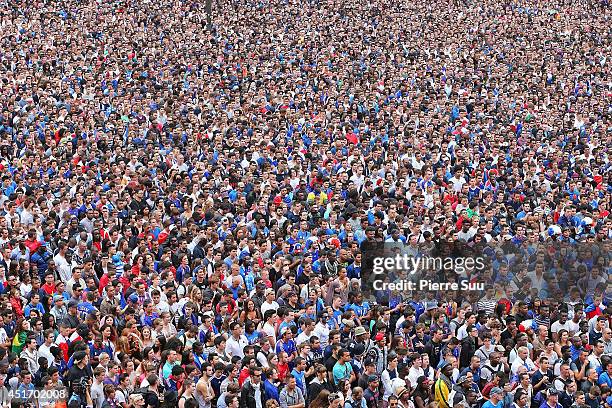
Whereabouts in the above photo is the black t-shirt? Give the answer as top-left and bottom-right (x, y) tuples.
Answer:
(531, 368), (554, 388)
(143, 390), (160, 408)
(357, 373), (370, 390)
(425, 339), (443, 368)
(325, 355), (338, 373)
(65, 364), (93, 390)
(585, 394), (600, 408)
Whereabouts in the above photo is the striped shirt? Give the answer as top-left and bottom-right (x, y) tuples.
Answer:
(477, 297), (497, 315)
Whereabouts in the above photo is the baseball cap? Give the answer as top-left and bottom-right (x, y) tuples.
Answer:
(68, 299), (78, 308)
(439, 361), (451, 371)
(375, 332), (385, 341)
(367, 375), (379, 383)
(490, 387), (503, 395)
(342, 319), (355, 328)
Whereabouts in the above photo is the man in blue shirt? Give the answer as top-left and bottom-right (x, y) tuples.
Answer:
(332, 349), (355, 386)
(598, 362), (612, 388)
(347, 292), (370, 323)
(15, 370), (35, 399)
(23, 293), (46, 317)
(291, 357), (308, 400)
(140, 300), (160, 327)
(275, 327), (297, 363)
(539, 388), (563, 408)
(482, 386), (504, 408)
(76, 292), (97, 321)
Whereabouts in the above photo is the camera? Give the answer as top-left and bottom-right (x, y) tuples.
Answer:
(71, 376), (92, 396)
(11, 402), (32, 408)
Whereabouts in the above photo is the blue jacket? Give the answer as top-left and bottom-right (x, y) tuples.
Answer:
(264, 378), (279, 402)
(31, 250), (52, 277)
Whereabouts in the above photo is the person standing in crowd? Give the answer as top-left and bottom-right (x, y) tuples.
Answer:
(0, 0), (609, 407)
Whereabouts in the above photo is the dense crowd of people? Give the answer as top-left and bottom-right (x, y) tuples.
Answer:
(0, 0), (610, 406)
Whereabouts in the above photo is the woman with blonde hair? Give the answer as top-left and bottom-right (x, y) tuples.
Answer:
(160, 311), (178, 338)
(141, 325), (155, 349)
(187, 286), (203, 312)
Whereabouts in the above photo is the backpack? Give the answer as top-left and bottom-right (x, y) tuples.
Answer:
(366, 345), (380, 364)
(132, 388), (156, 406)
(482, 363), (501, 381)
(345, 398), (363, 408)
(115, 387), (129, 403)
(450, 319), (462, 335)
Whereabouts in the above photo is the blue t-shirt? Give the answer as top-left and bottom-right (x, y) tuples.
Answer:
(275, 339), (297, 356)
(77, 302), (97, 320)
(482, 401), (503, 408)
(332, 362), (353, 385)
(291, 368), (306, 396)
(348, 302), (370, 318)
(599, 372), (612, 388)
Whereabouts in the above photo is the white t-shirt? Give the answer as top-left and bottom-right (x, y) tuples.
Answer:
(313, 323), (330, 348)
(551, 320), (572, 334)
(457, 324), (469, 341)
(53, 253), (72, 282)
(588, 354), (602, 373)
(154, 300), (170, 314)
(257, 351), (269, 368)
(225, 335), (248, 359)
(407, 367), (424, 389)
(0, 328), (8, 346)
(566, 320), (580, 335)
(115, 388), (128, 406)
(296, 331), (313, 346)
(90, 380), (105, 408)
(261, 301), (279, 316)
(38, 343), (55, 366)
(262, 322), (277, 345)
